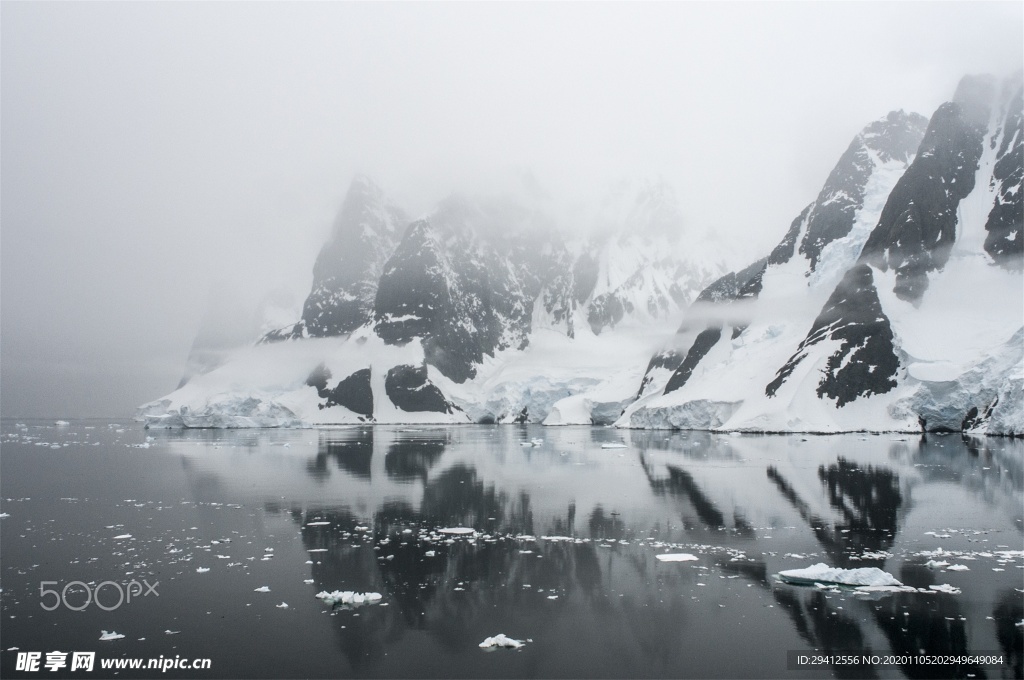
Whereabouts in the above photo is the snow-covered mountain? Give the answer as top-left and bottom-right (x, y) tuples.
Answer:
(139, 73), (1022, 435)
(139, 177), (722, 427)
(624, 73), (1023, 436)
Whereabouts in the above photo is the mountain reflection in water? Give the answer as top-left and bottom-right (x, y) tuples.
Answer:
(0, 423), (1020, 679)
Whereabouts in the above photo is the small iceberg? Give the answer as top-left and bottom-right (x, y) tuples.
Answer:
(479, 634), (524, 649)
(55, 420), (70, 426)
(99, 631), (125, 641)
(600, 443), (627, 449)
(253, 586), (271, 593)
(778, 563), (902, 587)
(195, 567), (210, 573)
(438, 527), (475, 535)
(315, 590), (383, 607)
(656, 553), (699, 562)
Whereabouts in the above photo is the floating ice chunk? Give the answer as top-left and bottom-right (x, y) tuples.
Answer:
(600, 443), (627, 449)
(479, 634), (524, 649)
(164, 630), (180, 635)
(425, 550), (436, 557)
(55, 421), (70, 426)
(99, 631), (125, 641)
(946, 564), (969, 571)
(656, 553), (699, 562)
(306, 522), (331, 527)
(253, 586), (271, 593)
(778, 563), (902, 587)
(303, 579), (314, 584)
(851, 551), (893, 560)
(0, 514), (8, 519)
(315, 590), (382, 607)
(929, 584), (962, 594)
(195, 567), (210, 573)
(307, 549), (327, 553)
(925, 560), (950, 569)
(438, 527), (475, 535)
(112, 534), (132, 540)
(276, 602), (288, 608)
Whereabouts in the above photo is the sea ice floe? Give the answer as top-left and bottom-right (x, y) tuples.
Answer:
(315, 590), (383, 607)
(656, 553), (699, 562)
(99, 631), (125, 641)
(253, 586), (271, 593)
(276, 602), (289, 608)
(113, 534), (132, 540)
(306, 522), (331, 527)
(929, 584), (962, 594)
(438, 527), (475, 535)
(600, 443), (627, 449)
(778, 563), (902, 587)
(479, 634), (524, 649)
(946, 564), (970, 571)
(195, 567), (210, 573)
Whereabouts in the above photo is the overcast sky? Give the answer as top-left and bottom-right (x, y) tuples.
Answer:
(2, 1), (1021, 418)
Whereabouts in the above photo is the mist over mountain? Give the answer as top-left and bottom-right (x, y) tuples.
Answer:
(140, 73), (1022, 436)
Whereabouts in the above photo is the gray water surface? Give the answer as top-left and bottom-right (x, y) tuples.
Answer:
(1, 421), (1021, 678)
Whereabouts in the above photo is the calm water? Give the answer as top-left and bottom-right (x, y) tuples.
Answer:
(1, 420), (1021, 679)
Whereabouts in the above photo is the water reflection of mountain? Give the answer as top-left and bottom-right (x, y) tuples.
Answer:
(385, 432), (450, 482)
(153, 425), (1022, 676)
(767, 458), (903, 568)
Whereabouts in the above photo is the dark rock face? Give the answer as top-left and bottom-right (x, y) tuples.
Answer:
(984, 78), (1023, 267)
(649, 259), (768, 395)
(290, 176), (407, 339)
(374, 197), (562, 382)
(798, 111), (928, 273)
(384, 364), (460, 414)
(861, 78), (993, 303)
(766, 264), (899, 407)
(693, 258), (768, 304)
(663, 327), (723, 395)
(306, 365), (374, 418)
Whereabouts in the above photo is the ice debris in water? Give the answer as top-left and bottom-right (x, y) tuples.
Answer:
(276, 602), (289, 609)
(946, 564), (970, 571)
(929, 584), (962, 594)
(656, 553), (699, 562)
(600, 443), (627, 449)
(99, 631), (125, 641)
(315, 591), (383, 607)
(479, 634), (524, 649)
(438, 527), (475, 535)
(195, 567), (210, 573)
(779, 563), (902, 587)
(253, 586), (271, 593)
